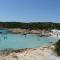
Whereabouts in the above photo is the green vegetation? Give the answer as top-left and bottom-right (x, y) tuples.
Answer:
(0, 22), (60, 30)
(54, 39), (60, 56)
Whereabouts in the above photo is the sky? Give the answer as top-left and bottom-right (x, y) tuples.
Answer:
(0, 0), (60, 22)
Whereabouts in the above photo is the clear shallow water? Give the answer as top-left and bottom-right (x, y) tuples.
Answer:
(0, 34), (58, 50)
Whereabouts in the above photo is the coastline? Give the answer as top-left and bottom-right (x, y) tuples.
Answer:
(8, 28), (52, 37)
(0, 29), (59, 60)
(0, 45), (59, 60)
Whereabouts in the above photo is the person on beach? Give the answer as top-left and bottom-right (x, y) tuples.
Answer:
(57, 33), (58, 37)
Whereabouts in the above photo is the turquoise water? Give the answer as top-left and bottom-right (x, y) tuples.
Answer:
(0, 34), (58, 50)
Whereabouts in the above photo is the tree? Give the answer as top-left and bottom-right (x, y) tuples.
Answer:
(55, 39), (60, 56)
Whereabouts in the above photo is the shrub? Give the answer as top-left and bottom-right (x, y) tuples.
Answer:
(55, 39), (60, 56)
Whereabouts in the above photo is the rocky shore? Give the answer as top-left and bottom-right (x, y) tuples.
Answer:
(8, 28), (52, 37)
(0, 45), (59, 60)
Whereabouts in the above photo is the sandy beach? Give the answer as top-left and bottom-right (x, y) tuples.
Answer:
(0, 45), (60, 60)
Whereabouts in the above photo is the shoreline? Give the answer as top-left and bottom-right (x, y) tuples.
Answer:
(0, 45), (58, 60)
(0, 29), (59, 60)
(8, 28), (52, 37)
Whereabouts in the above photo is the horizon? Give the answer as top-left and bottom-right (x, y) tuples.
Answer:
(0, 0), (60, 22)
(0, 21), (59, 23)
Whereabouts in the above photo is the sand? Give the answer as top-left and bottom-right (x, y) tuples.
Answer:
(0, 45), (60, 60)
